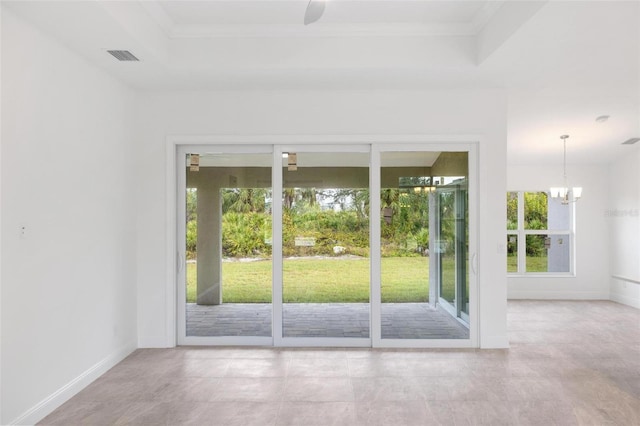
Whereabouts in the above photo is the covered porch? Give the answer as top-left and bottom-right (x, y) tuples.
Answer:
(187, 302), (469, 339)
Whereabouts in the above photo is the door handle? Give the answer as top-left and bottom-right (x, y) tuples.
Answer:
(471, 253), (477, 275)
(177, 251), (184, 273)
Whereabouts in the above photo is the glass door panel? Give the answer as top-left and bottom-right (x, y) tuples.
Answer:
(380, 151), (469, 340)
(436, 176), (469, 327)
(281, 151), (370, 339)
(437, 188), (456, 306)
(184, 152), (273, 338)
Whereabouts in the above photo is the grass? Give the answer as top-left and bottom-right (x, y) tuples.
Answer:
(186, 257), (456, 303)
(507, 255), (548, 273)
(283, 258), (371, 303)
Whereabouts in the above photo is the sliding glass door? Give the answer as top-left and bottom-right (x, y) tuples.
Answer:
(177, 143), (476, 347)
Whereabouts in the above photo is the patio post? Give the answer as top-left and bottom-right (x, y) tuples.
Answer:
(196, 182), (222, 305)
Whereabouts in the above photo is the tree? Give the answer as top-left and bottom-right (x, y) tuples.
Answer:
(222, 188), (268, 213)
(186, 188), (197, 222)
(331, 189), (369, 219)
(283, 188), (318, 212)
(507, 192), (518, 230)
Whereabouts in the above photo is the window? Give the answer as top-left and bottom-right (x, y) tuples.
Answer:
(507, 191), (574, 274)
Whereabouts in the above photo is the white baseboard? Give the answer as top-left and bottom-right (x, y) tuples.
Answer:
(138, 335), (174, 348)
(10, 342), (137, 426)
(507, 291), (609, 300)
(610, 292), (640, 309)
(481, 335), (510, 349)
(609, 277), (640, 310)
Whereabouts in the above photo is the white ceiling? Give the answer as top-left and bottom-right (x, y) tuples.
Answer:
(3, 0), (639, 165)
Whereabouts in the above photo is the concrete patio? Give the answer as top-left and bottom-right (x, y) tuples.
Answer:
(186, 302), (469, 339)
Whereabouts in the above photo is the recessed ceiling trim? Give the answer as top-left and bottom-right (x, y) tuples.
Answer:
(169, 23), (478, 38)
(470, 0), (506, 33)
(138, 0), (174, 37)
(138, 0), (502, 39)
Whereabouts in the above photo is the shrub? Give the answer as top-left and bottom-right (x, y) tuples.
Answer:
(222, 212), (272, 257)
(186, 220), (197, 259)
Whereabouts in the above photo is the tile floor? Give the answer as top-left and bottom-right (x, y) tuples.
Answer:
(187, 302), (469, 339)
(41, 300), (640, 425)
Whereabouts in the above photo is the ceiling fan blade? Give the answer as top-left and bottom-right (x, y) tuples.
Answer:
(304, 0), (326, 25)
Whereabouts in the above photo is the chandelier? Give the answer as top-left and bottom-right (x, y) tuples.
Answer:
(550, 135), (582, 204)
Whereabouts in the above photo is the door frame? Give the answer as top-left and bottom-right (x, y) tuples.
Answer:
(166, 135), (480, 348)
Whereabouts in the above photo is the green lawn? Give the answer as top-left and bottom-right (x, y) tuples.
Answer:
(507, 255), (547, 273)
(186, 257), (456, 303)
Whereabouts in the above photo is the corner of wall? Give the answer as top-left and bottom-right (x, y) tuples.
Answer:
(609, 277), (640, 309)
(606, 146), (640, 310)
(8, 342), (136, 426)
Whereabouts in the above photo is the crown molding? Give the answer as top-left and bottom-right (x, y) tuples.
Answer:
(138, 0), (175, 37)
(471, 1), (506, 33)
(170, 23), (478, 38)
(138, 0), (502, 39)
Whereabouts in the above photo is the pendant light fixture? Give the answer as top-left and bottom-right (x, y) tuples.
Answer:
(550, 135), (582, 204)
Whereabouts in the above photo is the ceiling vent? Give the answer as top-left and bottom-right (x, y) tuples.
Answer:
(107, 50), (139, 61)
(622, 137), (640, 145)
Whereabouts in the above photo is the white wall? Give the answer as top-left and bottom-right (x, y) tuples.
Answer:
(1, 10), (137, 424)
(0, 5), (4, 424)
(135, 89), (510, 349)
(507, 165), (610, 299)
(607, 146), (640, 308)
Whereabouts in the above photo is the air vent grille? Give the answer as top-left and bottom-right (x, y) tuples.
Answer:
(622, 137), (640, 145)
(107, 50), (139, 61)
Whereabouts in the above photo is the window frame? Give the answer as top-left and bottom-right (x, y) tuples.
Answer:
(507, 191), (576, 277)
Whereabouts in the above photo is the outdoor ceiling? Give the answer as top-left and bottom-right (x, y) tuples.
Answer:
(2, 0), (639, 165)
(196, 151), (440, 168)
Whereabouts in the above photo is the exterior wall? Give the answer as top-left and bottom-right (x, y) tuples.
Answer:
(135, 89), (510, 349)
(0, 9), (137, 424)
(507, 164), (610, 299)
